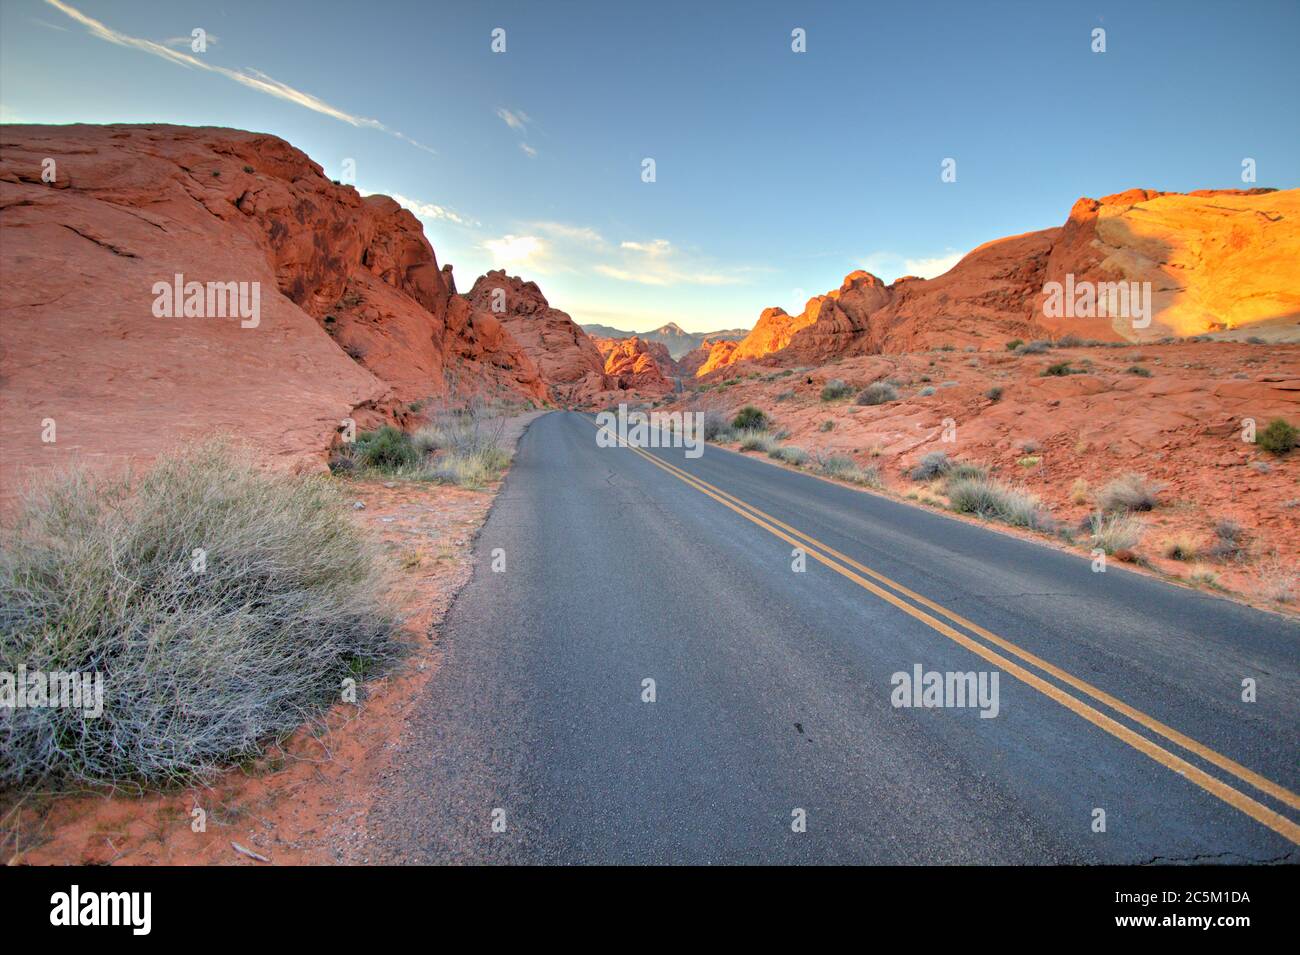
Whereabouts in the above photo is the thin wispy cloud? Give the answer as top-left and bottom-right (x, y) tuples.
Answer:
(530, 222), (604, 246)
(597, 238), (748, 286)
(160, 34), (219, 49)
(495, 107), (531, 131)
(42, 0), (435, 154)
(381, 192), (479, 228)
(519, 143), (537, 158)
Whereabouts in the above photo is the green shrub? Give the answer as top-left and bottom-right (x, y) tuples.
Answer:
(1042, 361), (1075, 377)
(352, 426), (420, 470)
(0, 440), (400, 788)
(985, 386), (1003, 401)
(1126, 365), (1153, 377)
(1005, 339), (1023, 351)
(819, 420), (835, 432)
(1257, 418), (1298, 455)
(732, 406), (769, 431)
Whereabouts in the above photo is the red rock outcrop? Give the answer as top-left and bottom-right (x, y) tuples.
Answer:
(0, 124), (547, 492)
(596, 337), (674, 393)
(701, 187), (1297, 377)
(464, 270), (613, 403)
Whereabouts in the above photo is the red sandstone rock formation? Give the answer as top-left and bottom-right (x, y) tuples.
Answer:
(0, 124), (546, 489)
(464, 270), (614, 403)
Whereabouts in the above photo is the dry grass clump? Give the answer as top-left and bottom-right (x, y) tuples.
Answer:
(737, 429), (778, 453)
(1096, 472), (1164, 512)
(0, 439), (401, 789)
(817, 455), (883, 488)
(947, 477), (1051, 530)
(1087, 512), (1145, 555)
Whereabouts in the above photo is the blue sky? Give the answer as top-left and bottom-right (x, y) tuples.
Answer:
(3, 0), (1298, 333)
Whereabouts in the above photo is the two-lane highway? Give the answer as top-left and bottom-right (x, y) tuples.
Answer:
(363, 412), (1299, 864)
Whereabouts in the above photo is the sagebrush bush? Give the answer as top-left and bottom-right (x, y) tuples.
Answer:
(769, 445), (810, 466)
(1015, 340), (1051, 355)
(856, 381), (899, 405)
(820, 379), (854, 401)
(910, 451), (951, 482)
(732, 406), (769, 430)
(700, 409), (731, 441)
(1096, 472), (1164, 512)
(0, 440), (401, 788)
(947, 477), (1050, 529)
(1256, 418), (1298, 455)
(818, 455), (883, 487)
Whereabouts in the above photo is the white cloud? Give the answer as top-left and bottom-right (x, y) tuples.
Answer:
(519, 143), (537, 158)
(42, 0), (435, 154)
(496, 107), (531, 131)
(596, 239), (747, 286)
(483, 234), (545, 268)
(861, 248), (965, 282)
(382, 192), (479, 228)
(903, 250), (964, 278)
(530, 222), (604, 246)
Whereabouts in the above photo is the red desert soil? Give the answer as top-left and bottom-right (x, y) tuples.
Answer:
(3, 414), (545, 865)
(674, 341), (1298, 609)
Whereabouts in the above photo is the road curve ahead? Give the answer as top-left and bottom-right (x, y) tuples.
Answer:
(364, 411), (1300, 864)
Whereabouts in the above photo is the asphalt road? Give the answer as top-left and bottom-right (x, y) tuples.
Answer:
(364, 411), (1299, 864)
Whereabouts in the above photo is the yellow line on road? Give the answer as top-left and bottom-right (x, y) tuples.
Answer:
(588, 417), (1300, 845)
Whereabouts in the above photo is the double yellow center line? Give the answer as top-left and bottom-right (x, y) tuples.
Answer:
(588, 416), (1300, 845)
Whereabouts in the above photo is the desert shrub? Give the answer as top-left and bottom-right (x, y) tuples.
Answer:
(1069, 478), (1090, 504)
(428, 445), (512, 489)
(1042, 361), (1075, 377)
(0, 440), (400, 788)
(985, 386), (1003, 402)
(820, 379), (854, 401)
(1005, 339), (1023, 351)
(1207, 519), (1246, 561)
(1015, 340), (1051, 355)
(819, 420), (835, 432)
(817, 455), (882, 487)
(701, 408), (731, 441)
(1087, 512), (1145, 554)
(1256, 418), (1298, 455)
(1017, 455), (1041, 468)
(1161, 534), (1200, 561)
(775, 389), (796, 402)
(737, 429), (778, 453)
(947, 477), (1050, 529)
(1258, 554), (1296, 603)
(352, 426), (420, 470)
(769, 445), (809, 466)
(918, 386), (936, 397)
(945, 461), (988, 482)
(1096, 472), (1164, 512)
(856, 381), (898, 406)
(732, 406), (769, 431)
(910, 451), (951, 481)
(1126, 365), (1153, 377)
(1189, 566), (1222, 588)
(1055, 334), (1084, 348)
